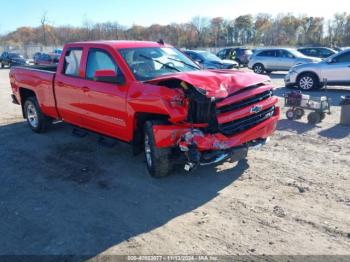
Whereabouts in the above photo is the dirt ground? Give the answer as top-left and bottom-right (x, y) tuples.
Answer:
(0, 68), (349, 258)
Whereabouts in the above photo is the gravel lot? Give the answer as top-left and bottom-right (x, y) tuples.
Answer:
(0, 68), (349, 257)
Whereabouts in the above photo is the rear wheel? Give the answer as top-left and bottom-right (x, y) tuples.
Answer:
(253, 63), (265, 74)
(24, 97), (50, 133)
(308, 112), (321, 125)
(295, 108), (305, 119)
(144, 121), (172, 178)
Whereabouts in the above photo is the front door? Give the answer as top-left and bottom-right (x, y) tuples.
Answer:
(276, 50), (296, 70)
(322, 51), (350, 83)
(79, 48), (129, 141)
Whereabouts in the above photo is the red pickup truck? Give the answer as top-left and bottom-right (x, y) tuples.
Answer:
(9, 41), (280, 177)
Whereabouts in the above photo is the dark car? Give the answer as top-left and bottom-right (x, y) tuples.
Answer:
(184, 50), (238, 69)
(34, 53), (59, 65)
(216, 47), (253, 67)
(297, 47), (337, 59)
(0, 52), (28, 68)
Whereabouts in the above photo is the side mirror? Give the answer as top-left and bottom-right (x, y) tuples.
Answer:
(326, 58), (335, 64)
(93, 69), (124, 84)
(193, 58), (203, 64)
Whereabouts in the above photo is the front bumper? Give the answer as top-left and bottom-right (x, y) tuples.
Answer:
(284, 71), (298, 86)
(153, 106), (280, 151)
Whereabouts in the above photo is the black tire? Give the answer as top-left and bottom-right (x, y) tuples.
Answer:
(297, 73), (319, 91)
(295, 108), (305, 119)
(286, 109), (296, 120)
(24, 96), (50, 133)
(253, 63), (265, 74)
(307, 112), (321, 125)
(144, 121), (172, 178)
(320, 112), (326, 121)
(0, 63), (4, 68)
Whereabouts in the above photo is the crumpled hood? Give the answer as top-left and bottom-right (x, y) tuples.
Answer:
(146, 70), (270, 98)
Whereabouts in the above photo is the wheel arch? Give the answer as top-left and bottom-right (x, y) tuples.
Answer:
(132, 112), (170, 155)
(19, 87), (37, 118)
(296, 71), (321, 85)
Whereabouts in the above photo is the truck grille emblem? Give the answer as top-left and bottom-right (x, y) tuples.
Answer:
(251, 105), (263, 114)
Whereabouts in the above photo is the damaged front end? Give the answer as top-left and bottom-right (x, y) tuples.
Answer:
(147, 70), (280, 171)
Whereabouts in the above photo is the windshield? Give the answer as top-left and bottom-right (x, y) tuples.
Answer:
(289, 49), (306, 58)
(244, 49), (253, 55)
(119, 47), (200, 81)
(198, 51), (221, 62)
(9, 53), (23, 59)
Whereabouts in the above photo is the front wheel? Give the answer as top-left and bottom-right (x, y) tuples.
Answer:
(253, 63), (265, 74)
(298, 73), (318, 91)
(144, 121), (172, 178)
(24, 97), (50, 133)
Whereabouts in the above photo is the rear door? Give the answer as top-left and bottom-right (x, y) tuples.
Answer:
(54, 48), (86, 126)
(78, 48), (129, 140)
(258, 50), (278, 70)
(321, 51), (350, 83)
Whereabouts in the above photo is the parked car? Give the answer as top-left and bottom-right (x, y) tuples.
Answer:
(9, 40), (279, 177)
(216, 47), (253, 67)
(183, 50), (239, 69)
(297, 47), (337, 59)
(33, 52), (42, 61)
(0, 52), (29, 68)
(285, 48), (350, 90)
(52, 49), (63, 55)
(248, 48), (321, 74)
(333, 47), (350, 52)
(34, 53), (59, 65)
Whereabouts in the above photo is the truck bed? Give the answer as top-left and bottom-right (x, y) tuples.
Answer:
(10, 65), (59, 119)
(17, 64), (57, 72)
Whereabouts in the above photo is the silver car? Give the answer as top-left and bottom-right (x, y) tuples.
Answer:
(248, 48), (321, 74)
(285, 48), (350, 90)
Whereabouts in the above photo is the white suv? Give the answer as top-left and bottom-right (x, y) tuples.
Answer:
(285, 49), (350, 90)
(248, 48), (321, 74)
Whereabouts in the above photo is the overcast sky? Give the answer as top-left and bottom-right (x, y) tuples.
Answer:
(1, 0), (349, 33)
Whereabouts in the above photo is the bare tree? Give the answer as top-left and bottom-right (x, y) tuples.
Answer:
(40, 12), (48, 46)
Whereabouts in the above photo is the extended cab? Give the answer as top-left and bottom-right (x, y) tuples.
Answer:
(10, 41), (280, 177)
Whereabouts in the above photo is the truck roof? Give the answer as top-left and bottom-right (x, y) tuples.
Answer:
(67, 40), (170, 49)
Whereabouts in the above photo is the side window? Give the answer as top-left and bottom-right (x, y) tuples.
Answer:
(217, 50), (224, 58)
(258, 50), (275, 57)
(86, 49), (119, 80)
(319, 49), (332, 57)
(63, 49), (82, 77)
(279, 50), (294, 58)
(333, 51), (350, 63)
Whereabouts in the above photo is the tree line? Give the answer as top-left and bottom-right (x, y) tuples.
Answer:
(1, 13), (350, 49)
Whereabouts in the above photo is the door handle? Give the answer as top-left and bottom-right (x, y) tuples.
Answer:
(56, 81), (64, 87)
(82, 86), (90, 93)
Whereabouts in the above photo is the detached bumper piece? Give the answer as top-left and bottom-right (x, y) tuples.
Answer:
(183, 138), (269, 172)
(11, 94), (19, 105)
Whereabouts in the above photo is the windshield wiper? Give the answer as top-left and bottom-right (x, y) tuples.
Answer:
(139, 54), (180, 72)
(167, 57), (200, 70)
